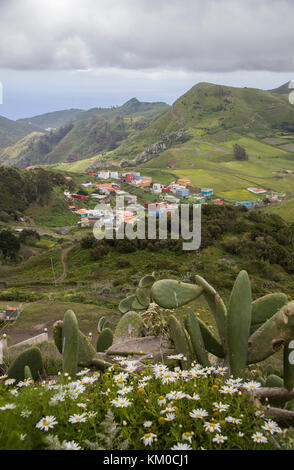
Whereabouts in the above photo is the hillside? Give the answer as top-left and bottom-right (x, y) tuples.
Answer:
(1, 99), (170, 168)
(0, 115), (42, 149)
(17, 108), (83, 130)
(0, 166), (75, 223)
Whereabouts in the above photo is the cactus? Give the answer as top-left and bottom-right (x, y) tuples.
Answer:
(97, 317), (111, 333)
(195, 275), (227, 347)
(139, 274), (156, 288)
(135, 288), (150, 308)
(119, 294), (137, 314)
(265, 374), (284, 388)
(54, 319), (96, 365)
(248, 301), (294, 364)
(227, 270), (252, 377)
(96, 328), (113, 352)
(168, 315), (191, 368)
(91, 357), (116, 372)
(197, 317), (225, 358)
(131, 298), (147, 311)
(62, 310), (79, 377)
(78, 331), (96, 364)
(7, 347), (43, 382)
(98, 317), (106, 333)
(185, 309), (210, 367)
(250, 293), (288, 334)
(151, 280), (203, 309)
(53, 320), (63, 354)
(24, 365), (33, 379)
(114, 311), (144, 340)
(283, 340), (294, 391)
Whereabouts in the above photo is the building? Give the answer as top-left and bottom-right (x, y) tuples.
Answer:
(177, 178), (191, 187)
(201, 188), (214, 197)
(152, 183), (162, 193)
(97, 170), (110, 179)
(235, 201), (254, 209)
(0, 306), (22, 321)
(176, 187), (190, 198)
(71, 194), (88, 202)
(247, 187), (267, 195)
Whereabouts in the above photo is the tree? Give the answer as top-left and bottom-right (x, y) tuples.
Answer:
(0, 230), (20, 259)
(233, 144), (248, 161)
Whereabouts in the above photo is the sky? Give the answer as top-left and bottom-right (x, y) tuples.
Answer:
(0, 0), (294, 120)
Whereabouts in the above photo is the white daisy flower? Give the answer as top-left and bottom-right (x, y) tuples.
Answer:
(171, 443), (192, 450)
(21, 409), (32, 418)
(167, 354), (186, 360)
(4, 378), (16, 386)
(212, 434), (228, 444)
(62, 440), (82, 450)
(219, 385), (238, 395)
(68, 413), (88, 424)
(117, 386), (133, 395)
(213, 402), (230, 412)
(160, 372), (177, 384)
(36, 416), (58, 431)
(189, 408), (208, 419)
(110, 397), (132, 408)
(182, 432), (193, 443)
(262, 420), (282, 435)
(203, 422), (221, 433)
(141, 433), (157, 446)
(143, 421), (153, 428)
(76, 369), (91, 376)
(242, 381), (261, 391)
(165, 413), (175, 422)
(252, 432), (268, 443)
(0, 403), (16, 410)
(225, 416), (242, 424)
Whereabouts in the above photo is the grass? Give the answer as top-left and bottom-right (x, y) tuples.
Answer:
(26, 188), (79, 227)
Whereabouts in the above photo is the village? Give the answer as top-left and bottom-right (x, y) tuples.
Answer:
(63, 169), (287, 230)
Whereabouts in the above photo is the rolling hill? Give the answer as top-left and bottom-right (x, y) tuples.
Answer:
(0, 115), (42, 149)
(0, 98), (170, 168)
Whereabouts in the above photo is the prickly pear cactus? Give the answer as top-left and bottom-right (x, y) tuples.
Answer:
(114, 311), (144, 340)
(96, 328), (113, 352)
(7, 347), (43, 382)
(248, 301), (294, 364)
(227, 270), (252, 377)
(62, 310), (79, 377)
(151, 279), (203, 309)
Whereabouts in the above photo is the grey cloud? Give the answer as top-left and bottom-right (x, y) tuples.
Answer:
(0, 0), (294, 72)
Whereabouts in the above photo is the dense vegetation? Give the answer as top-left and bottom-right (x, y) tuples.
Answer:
(0, 166), (74, 221)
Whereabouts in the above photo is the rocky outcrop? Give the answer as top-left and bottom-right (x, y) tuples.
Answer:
(119, 129), (188, 168)
(87, 158), (111, 172)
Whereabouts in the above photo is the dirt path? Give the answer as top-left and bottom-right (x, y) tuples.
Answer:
(56, 247), (72, 283)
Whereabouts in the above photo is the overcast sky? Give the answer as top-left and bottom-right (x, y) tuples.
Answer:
(0, 0), (294, 119)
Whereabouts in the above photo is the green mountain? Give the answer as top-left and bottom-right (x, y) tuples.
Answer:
(17, 108), (83, 130)
(0, 115), (42, 149)
(17, 98), (169, 130)
(0, 99), (170, 167)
